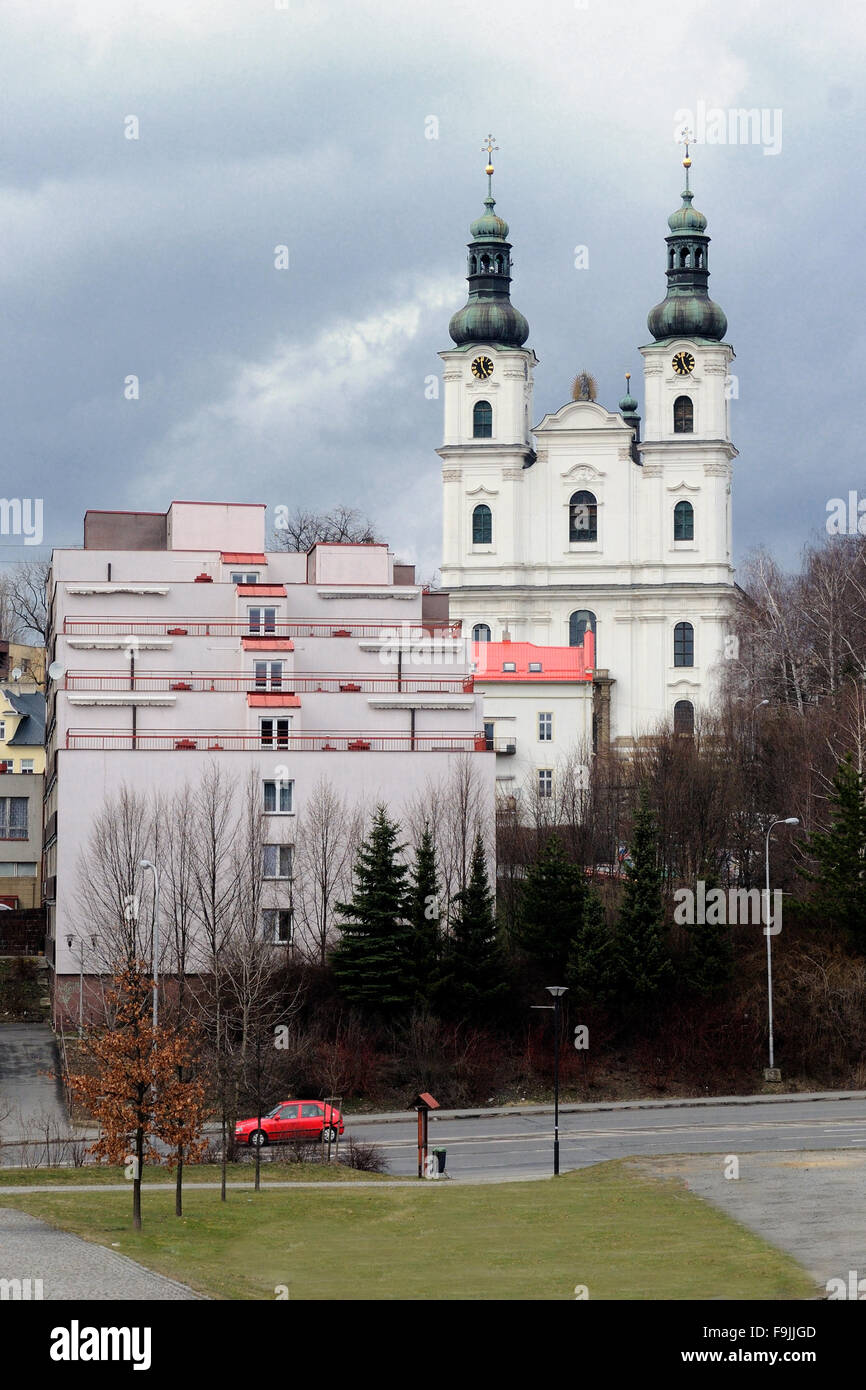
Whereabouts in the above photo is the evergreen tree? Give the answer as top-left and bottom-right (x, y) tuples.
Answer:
(799, 753), (866, 949)
(518, 835), (587, 978)
(615, 790), (673, 1013)
(567, 888), (617, 1006)
(332, 806), (413, 1015)
(684, 862), (734, 997)
(406, 822), (441, 1008)
(438, 835), (506, 1019)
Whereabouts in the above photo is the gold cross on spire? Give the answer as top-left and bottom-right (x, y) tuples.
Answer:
(678, 125), (693, 188)
(482, 133), (499, 174)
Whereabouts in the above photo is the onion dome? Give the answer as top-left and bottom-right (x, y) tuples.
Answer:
(619, 372), (639, 418)
(449, 136), (529, 349)
(647, 136), (727, 343)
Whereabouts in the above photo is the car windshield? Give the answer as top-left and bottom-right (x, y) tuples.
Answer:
(265, 1105), (282, 1119)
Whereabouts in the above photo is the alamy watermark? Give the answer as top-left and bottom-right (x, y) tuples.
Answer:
(673, 104), (782, 156)
(0, 498), (43, 546)
(673, 880), (783, 934)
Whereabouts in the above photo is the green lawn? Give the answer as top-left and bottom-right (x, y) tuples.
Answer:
(0, 1160), (817, 1300)
(0, 1162), (387, 1187)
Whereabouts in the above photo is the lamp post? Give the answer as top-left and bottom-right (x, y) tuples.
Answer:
(763, 817), (799, 1079)
(546, 986), (568, 1175)
(66, 931), (98, 1036)
(139, 859), (160, 1031)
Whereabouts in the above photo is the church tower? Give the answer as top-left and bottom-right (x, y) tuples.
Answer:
(439, 139), (537, 598)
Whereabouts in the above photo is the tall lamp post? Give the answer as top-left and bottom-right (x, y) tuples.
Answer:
(763, 817), (799, 1079)
(536, 986), (568, 1174)
(139, 859), (160, 1031)
(66, 932), (99, 1037)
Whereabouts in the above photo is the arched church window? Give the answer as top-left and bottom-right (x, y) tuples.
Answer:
(469, 255), (477, 274)
(674, 500), (694, 541)
(673, 396), (693, 433)
(480, 253), (491, 272)
(674, 621), (694, 667)
(473, 400), (493, 438)
(569, 490), (597, 542)
(679, 246), (690, 268)
(674, 699), (695, 735)
(472, 623), (491, 642)
(694, 246), (703, 268)
(668, 247), (675, 270)
(569, 610), (596, 648)
(472, 504), (492, 545)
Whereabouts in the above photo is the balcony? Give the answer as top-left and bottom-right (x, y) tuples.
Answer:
(65, 729), (486, 753)
(63, 671), (474, 695)
(63, 617), (462, 640)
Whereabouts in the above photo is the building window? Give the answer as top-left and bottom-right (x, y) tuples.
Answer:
(0, 797), (27, 840)
(569, 610), (596, 648)
(538, 769), (553, 799)
(263, 780), (293, 814)
(673, 396), (694, 433)
(538, 712), (553, 742)
(19, 760), (34, 774)
(528, 661), (542, 672)
(263, 908), (293, 945)
(502, 661), (516, 672)
(473, 400), (493, 438)
(472, 623), (491, 642)
(232, 572), (260, 584)
(263, 844), (293, 879)
(569, 490), (598, 543)
(674, 621), (694, 667)
(260, 718), (290, 749)
(472, 504), (492, 545)
(674, 500), (694, 541)
(674, 700), (695, 735)
(255, 661), (283, 690)
(248, 607), (276, 634)
(0, 722), (5, 740)
(484, 721), (495, 751)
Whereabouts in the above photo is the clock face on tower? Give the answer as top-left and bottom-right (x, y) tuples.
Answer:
(672, 350), (696, 376)
(471, 355), (494, 380)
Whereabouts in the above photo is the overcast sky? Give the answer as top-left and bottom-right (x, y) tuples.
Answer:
(1, 0), (863, 580)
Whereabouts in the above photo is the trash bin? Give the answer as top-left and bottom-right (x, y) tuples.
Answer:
(432, 1147), (447, 1175)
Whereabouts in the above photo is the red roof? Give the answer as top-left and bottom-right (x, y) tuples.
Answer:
(247, 693), (301, 708)
(236, 584), (286, 597)
(222, 552), (267, 564)
(472, 634), (594, 682)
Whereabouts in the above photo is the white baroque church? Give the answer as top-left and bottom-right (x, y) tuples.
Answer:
(439, 145), (737, 750)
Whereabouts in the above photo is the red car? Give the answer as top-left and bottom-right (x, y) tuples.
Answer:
(235, 1100), (344, 1148)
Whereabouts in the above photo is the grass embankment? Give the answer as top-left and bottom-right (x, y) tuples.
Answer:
(0, 1160), (817, 1300)
(0, 1162), (387, 1187)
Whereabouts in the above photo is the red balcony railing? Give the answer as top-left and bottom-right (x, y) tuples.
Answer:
(63, 617), (462, 639)
(65, 729), (487, 753)
(63, 671), (475, 694)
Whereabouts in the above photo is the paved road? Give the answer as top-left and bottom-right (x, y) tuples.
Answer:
(0, 1023), (70, 1165)
(344, 1094), (866, 1179)
(0, 1208), (200, 1299)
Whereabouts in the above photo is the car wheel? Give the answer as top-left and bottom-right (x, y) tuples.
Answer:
(322, 1125), (338, 1144)
(249, 1129), (268, 1147)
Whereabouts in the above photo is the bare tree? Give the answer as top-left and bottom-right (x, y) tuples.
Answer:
(0, 560), (50, 645)
(294, 776), (363, 965)
(271, 503), (378, 553)
(74, 785), (155, 972)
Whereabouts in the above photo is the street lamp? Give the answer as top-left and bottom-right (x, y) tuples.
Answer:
(66, 931), (98, 1036)
(139, 860), (160, 1031)
(545, 986), (568, 1175)
(763, 817), (799, 1079)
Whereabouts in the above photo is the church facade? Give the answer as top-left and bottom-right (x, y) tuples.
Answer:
(439, 147), (737, 749)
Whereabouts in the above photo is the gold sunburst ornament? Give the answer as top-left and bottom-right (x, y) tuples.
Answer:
(572, 371), (598, 402)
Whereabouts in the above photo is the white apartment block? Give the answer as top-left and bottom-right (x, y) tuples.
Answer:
(44, 500), (494, 1014)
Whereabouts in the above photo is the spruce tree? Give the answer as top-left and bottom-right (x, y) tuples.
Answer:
(799, 753), (866, 949)
(615, 790), (672, 1013)
(332, 806), (413, 1015)
(438, 834), (506, 1019)
(406, 822), (441, 1008)
(567, 888), (617, 1006)
(519, 835), (587, 978)
(684, 863), (733, 997)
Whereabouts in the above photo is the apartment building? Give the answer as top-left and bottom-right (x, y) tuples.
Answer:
(44, 501), (494, 1015)
(0, 688), (45, 908)
(471, 636), (595, 817)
